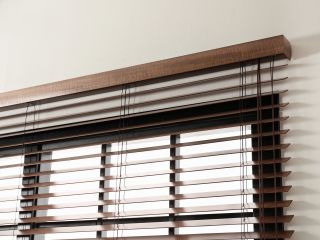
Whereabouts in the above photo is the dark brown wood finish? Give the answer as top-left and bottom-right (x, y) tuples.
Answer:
(0, 113), (289, 153)
(11, 216), (293, 234)
(0, 77), (288, 131)
(0, 64), (288, 120)
(0, 231), (295, 239)
(0, 161), (290, 193)
(16, 200), (291, 215)
(0, 129), (289, 170)
(0, 144), (290, 182)
(0, 185), (292, 203)
(0, 35), (291, 108)
(16, 214), (293, 225)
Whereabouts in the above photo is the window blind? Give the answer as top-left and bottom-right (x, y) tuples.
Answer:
(0, 35), (293, 239)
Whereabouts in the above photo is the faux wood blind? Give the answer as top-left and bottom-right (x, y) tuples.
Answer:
(0, 35), (293, 239)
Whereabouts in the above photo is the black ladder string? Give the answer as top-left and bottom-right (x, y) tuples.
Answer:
(118, 84), (127, 238)
(122, 85), (131, 239)
(116, 85), (125, 239)
(12, 103), (30, 239)
(120, 85), (131, 238)
(12, 101), (39, 239)
(243, 62), (249, 238)
(270, 56), (278, 240)
(257, 59), (266, 239)
(244, 63), (249, 239)
(244, 64), (249, 237)
(239, 62), (249, 239)
(239, 62), (244, 240)
(115, 84), (130, 239)
(112, 85), (125, 239)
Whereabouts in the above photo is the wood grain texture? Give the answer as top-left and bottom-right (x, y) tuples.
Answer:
(13, 217), (293, 234)
(0, 35), (291, 108)
(0, 231), (294, 239)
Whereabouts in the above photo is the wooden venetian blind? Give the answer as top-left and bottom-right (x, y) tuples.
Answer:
(0, 35), (293, 240)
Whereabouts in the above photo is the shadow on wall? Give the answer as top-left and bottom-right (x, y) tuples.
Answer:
(290, 33), (320, 59)
(284, 33), (320, 240)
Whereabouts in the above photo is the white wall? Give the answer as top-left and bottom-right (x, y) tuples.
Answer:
(0, 0), (320, 239)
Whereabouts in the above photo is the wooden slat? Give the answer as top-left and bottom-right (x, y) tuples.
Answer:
(0, 64), (288, 121)
(0, 200), (295, 225)
(0, 157), (290, 193)
(0, 216), (293, 234)
(0, 170), (290, 212)
(0, 197), (293, 214)
(11, 200), (292, 224)
(55, 231), (294, 240)
(13, 216), (293, 234)
(25, 158), (290, 189)
(22, 170), (289, 192)
(0, 155), (291, 191)
(23, 146), (289, 178)
(0, 171), (290, 208)
(0, 35), (291, 108)
(0, 103), (288, 159)
(0, 143), (290, 181)
(0, 185), (291, 203)
(0, 77), (288, 131)
(0, 128), (289, 171)
(0, 89), (288, 143)
(0, 114), (289, 158)
(0, 231), (294, 239)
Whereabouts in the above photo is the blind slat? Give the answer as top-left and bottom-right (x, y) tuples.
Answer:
(0, 186), (291, 203)
(7, 216), (293, 235)
(0, 87), (287, 139)
(0, 64), (288, 121)
(0, 126), (289, 162)
(15, 200), (292, 215)
(0, 143), (289, 181)
(0, 201), (293, 224)
(0, 77), (288, 132)
(55, 231), (294, 240)
(0, 231), (294, 239)
(0, 158), (290, 192)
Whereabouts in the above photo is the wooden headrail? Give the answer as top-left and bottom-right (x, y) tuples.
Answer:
(0, 35), (291, 108)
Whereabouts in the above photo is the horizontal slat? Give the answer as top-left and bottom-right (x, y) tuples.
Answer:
(0, 114), (289, 161)
(0, 127), (289, 171)
(0, 157), (290, 193)
(17, 199), (291, 215)
(23, 170), (289, 191)
(0, 77), (288, 131)
(0, 64), (287, 121)
(0, 143), (290, 181)
(0, 217), (296, 236)
(0, 127), (289, 172)
(0, 90), (288, 149)
(0, 231), (294, 239)
(0, 185), (291, 203)
(57, 231), (294, 240)
(25, 146), (290, 178)
(11, 216), (293, 234)
(0, 172), (290, 213)
(23, 186), (293, 203)
(0, 170), (290, 212)
(0, 99), (288, 154)
(10, 200), (292, 224)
